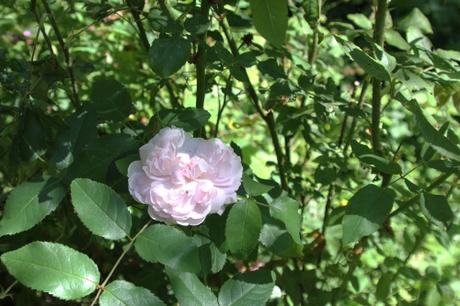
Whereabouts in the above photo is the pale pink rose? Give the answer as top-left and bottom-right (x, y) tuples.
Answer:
(128, 127), (243, 226)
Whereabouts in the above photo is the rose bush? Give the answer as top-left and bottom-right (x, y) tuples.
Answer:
(128, 127), (242, 225)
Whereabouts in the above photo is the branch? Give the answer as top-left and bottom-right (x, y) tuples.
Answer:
(89, 221), (152, 306)
(370, 0), (387, 155)
(218, 16), (288, 190)
(126, 0), (149, 50)
(195, 1), (211, 137)
(40, 0), (81, 109)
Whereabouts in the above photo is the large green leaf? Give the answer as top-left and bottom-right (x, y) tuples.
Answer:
(259, 223), (303, 258)
(90, 78), (132, 121)
(342, 185), (395, 244)
(226, 200), (262, 258)
(350, 49), (391, 81)
(0, 242), (100, 300)
(158, 107), (211, 132)
(149, 36), (191, 77)
(70, 178), (132, 240)
(218, 269), (275, 306)
(50, 109), (97, 170)
(249, 0), (288, 47)
(407, 100), (460, 162)
(100, 280), (166, 306)
(0, 177), (65, 237)
(166, 268), (218, 306)
(420, 193), (454, 228)
(269, 195), (302, 244)
(134, 224), (201, 273)
(398, 8), (433, 34)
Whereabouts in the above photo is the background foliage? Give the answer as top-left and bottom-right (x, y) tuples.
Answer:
(1, 0), (460, 305)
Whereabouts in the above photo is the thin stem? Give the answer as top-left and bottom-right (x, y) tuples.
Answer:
(307, 0), (321, 65)
(370, 0), (387, 154)
(343, 79), (369, 154)
(214, 75), (232, 137)
(218, 15), (288, 190)
(195, 1), (210, 137)
(89, 221), (152, 306)
(40, 0), (81, 109)
(126, 0), (149, 50)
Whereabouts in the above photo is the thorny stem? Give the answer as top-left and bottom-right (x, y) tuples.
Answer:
(343, 79), (369, 154)
(214, 75), (232, 137)
(89, 221), (152, 306)
(126, 0), (149, 50)
(195, 0), (211, 137)
(370, 0), (387, 156)
(40, 0), (81, 109)
(218, 16), (288, 190)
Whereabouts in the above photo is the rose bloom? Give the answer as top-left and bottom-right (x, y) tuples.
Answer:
(128, 127), (243, 226)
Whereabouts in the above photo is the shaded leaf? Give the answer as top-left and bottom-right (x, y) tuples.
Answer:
(226, 200), (262, 258)
(342, 185), (395, 244)
(0, 177), (65, 237)
(350, 49), (391, 81)
(135, 224), (201, 273)
(90, 78), (132, 121)
(269, 195), (302, 244)
(158, 107), (211, 132)
(420, 193), (453, 228)
(242, 173), (273, 196)
(249, 0), (288, 47)
(149, 37), (191, 77)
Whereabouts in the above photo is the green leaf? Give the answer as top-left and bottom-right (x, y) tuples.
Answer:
(420, 193), (454, 228)
(347, 13), (372, 30)
(242, 173), (273, 196)
(70, 178), (132, 240)
(385, 30), (410, 50)
(50, 109), (97, 170)
(158, 107), (211, 132)
(407, 100), (460, 161)
(358, 154), (402, 174)
(226, 199), (262, 258)
(259, 223), (303, 258)
(398, 8), (433, 34)
(0, 242), (100, 300)
(249, 0), (288, 47)
(90, 78), (132, 121)
(149, 36), (191, 77)
(350, 48), (391, 81)
(269, 195), (302, 244)
(135, 224), (201, 273)
(67, 134), (139, 182)
(166, 268), (219, 306)
(303, 0), (320, 27)
(376, 272), (392, 301)
(115, 154), (139, 177)
(100, 280), (166, 306)
(342, 185), (395, 244)
(0, 177), (65, 237)
(218, 269), (275, 306)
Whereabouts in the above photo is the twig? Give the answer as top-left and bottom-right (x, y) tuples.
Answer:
(370, 0), (387, 155)
(126, 0), (149, 50)
(217, 15), (288, 190)
(389, 171), (455, 218)
(40, 0), (81, 109)
(89, 221), (152, 306)
(195, 0), (211, 137)
(214, 75), (232, 137)
(343, 79), (369, 154)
